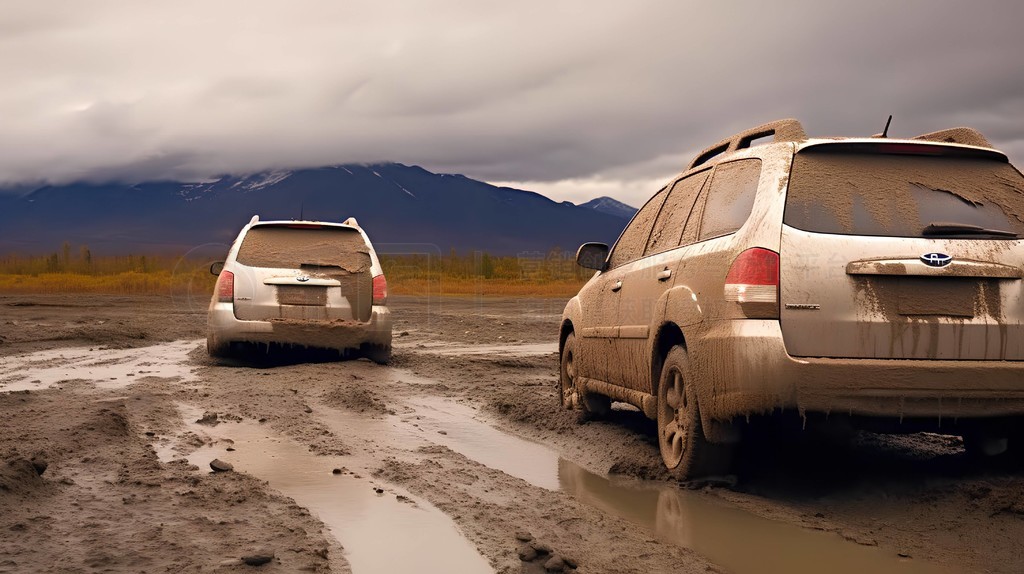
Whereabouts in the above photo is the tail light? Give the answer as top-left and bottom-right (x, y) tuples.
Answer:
(724, 248), (779, 318)
(372, 274), (388, 306)
(216, 270), (234, 303)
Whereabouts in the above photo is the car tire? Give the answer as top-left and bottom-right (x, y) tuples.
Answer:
(965, 419), (1024, 469)
(362, 343), (392, 365)
(207, 336), (229, 358)
(657, 345), (733, 480)
(559, 333), (610, 417)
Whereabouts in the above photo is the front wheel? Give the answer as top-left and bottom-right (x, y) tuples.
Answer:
(657, 345), (733, 480)
(559, 333), (610, 417)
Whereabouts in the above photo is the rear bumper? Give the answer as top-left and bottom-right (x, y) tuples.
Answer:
(207, 302), (392, 351)
(698, 319), (1024, 420)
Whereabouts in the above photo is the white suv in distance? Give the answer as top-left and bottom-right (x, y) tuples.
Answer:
(207, 215), (392, 363)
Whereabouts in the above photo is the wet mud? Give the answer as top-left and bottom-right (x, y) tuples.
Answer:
(2, 295), (1023, 573)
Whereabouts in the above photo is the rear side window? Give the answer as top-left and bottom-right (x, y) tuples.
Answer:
(785, 151), (1024, 237)
(236, 226), (371, 272)
(608, 187), (668, 268)
(645, 170), (711, 255)
(698, 159), (762, 241)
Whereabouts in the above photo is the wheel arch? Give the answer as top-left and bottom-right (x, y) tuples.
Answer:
(650, 322), (685, 397)
(559, 319), (574, 355)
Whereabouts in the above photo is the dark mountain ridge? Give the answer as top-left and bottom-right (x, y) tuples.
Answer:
(0, 163), (633, 257)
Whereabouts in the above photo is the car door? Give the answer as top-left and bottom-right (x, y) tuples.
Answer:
(576, 187), (668, 384)
(611, 169), (711, 389)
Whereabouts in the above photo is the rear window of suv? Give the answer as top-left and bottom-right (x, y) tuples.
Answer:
(785, 148), (1024, 237)
(236, 225), (371, 272)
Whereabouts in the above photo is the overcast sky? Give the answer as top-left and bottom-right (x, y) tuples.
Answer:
(1, 1), (1022, 206)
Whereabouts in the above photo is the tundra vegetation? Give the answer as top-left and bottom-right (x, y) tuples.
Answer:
(0, 243), (590, 297)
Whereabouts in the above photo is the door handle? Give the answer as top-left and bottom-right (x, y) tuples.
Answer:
(657, 268), (672, 281)
(611, 280), (623, 292)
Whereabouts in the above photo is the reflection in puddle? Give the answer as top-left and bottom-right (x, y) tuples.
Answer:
(0, 339), (201, 392)
(398, 397), (951, 574)
(176, 406), (492, 574)
(410, 341), (557, 357)
(559, 462), (951, 574)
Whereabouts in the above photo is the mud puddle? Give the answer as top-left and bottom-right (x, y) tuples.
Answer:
(171, 404), (492, 574)
(410, 341), (557, 357)
(405, 397), (561, 489)
(0, 339), (200, 392)
(393, 398), (953, 574)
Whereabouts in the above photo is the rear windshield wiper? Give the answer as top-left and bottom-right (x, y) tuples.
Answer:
(922, 222), (1018, 238)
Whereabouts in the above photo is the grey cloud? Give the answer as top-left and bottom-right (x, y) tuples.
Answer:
(0, 0), (1022, 200)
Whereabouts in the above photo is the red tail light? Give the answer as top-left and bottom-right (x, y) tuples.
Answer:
(724, 248), (779, 318)
(372, 274), (387, 305)
(216, 270), (234, 303)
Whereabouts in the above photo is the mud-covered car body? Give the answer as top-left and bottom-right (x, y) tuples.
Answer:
(560, 119), (1024, 477)
(208, 215), (392, 362)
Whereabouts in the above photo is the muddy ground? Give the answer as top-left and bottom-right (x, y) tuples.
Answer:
(1, 294), (1023, 573)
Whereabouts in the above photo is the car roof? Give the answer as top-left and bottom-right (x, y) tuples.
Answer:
(686, 119), (1008, 172)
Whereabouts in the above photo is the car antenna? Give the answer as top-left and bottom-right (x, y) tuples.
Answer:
(880, 114), (893, 138)
(299, 202), (304, 221)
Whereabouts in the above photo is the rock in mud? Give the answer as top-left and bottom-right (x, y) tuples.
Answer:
(196, 412), (220, 426)
(515, 531), (534, 542)
(518, 545), (538, 561)
(30, 454), (48, 476)
(544, 555), (567, 572)
(241, 551), (274, 566)
(210, 459), (234, 472)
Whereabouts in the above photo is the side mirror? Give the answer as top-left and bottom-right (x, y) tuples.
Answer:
(575, 243), (609, 271)
(210, 261), (225, 276)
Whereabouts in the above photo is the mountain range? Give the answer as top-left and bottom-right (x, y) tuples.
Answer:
(0, 163), (637, 256)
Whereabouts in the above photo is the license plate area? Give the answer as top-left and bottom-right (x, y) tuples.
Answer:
(896, 277), (977, 317)
(277, 285), (328, 306)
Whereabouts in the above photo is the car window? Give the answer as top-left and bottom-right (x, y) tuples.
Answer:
(645, 170), (711, 255)
(235, 226), (371, 271)
(698, 159), (762, 241)
(785, 151), (1024, 237)
(607, 187), (668, 268)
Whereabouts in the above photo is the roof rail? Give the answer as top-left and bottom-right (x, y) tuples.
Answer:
(688, 119), (807, 170)
(912, 127), (992, 149)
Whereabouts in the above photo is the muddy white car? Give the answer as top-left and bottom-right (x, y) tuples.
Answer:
(207, 216), (392, 363)
(560, 119), (1024, 479)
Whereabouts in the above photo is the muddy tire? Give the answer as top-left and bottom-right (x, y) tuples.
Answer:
(207, 336), (230, 358)
(361, 344), (392, 365)
(656, 345), (733, 480)
(559, 333), (610, 417)
(965, 420), (1024, 469)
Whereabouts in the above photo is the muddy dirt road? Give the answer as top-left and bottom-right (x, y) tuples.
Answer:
(2, 295), (1023, 573)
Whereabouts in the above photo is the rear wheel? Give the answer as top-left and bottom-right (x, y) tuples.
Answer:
(964, 419), (1024, 468)
(657, 346), (733, 480)
(559, 333), (610, 417)
(361, 343), (392, 365)
(206, 336), (230, 358)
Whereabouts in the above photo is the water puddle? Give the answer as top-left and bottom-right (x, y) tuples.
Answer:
(172, 404), (492, 574)
(0, 339), (201, 392)
(411, 341), (557, 357)
(392, 398), (952, 574)
(404, 397), (561, 490)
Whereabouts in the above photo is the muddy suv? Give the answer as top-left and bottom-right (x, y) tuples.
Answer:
(560, 119), (1024, 479)
(207, 216), (392, 362)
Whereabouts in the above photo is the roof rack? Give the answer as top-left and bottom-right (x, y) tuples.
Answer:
(688, 118), (807, 170)
(911, 127), (992, 148)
